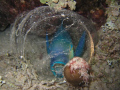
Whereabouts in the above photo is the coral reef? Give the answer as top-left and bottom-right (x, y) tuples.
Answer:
(89, 1), (120, 89)
(76, 0), (107, 30)
(105, 0), (120, 29)
(0, 0), (107, 31)
(0, 0), (42, 31)
(0, 0), (120, 90)
(40, 0), (76, 10)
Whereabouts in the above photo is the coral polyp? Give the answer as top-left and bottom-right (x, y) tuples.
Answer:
(64, 57), (91, 86)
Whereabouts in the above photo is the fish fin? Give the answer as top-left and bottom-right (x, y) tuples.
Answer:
(55, 21), (63, 35)
(69, 44), (74, 59)
(75, 31), (86, 57)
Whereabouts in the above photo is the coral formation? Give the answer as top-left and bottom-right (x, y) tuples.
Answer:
(0, 0), (107, 31)
(76, 0), (107, 30)
(0, 0), (42, 31)
(105, 0), (120, 29)
(64, 57), (91, 87)
(40, 0), (76, 10)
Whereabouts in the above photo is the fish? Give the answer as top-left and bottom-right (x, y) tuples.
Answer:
(46, 21), (86, 78)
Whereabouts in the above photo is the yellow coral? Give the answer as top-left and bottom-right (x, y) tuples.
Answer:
(67, 1), (76, 10)
(52, 0), (58, 3)
(40, 0), (76, 10)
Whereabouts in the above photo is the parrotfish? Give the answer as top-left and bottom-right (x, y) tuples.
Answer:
(46, 21), (86, 78)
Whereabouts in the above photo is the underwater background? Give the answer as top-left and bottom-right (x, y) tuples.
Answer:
(0, 0), (120, 90)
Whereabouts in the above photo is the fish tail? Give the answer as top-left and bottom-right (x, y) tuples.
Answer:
(75, 31), (86, 57)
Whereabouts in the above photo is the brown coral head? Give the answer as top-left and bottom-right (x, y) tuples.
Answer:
(64, 57), (91, 87)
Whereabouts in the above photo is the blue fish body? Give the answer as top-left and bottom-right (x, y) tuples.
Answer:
(46, 22), (74, 78)
(46, 21), (86, 78)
